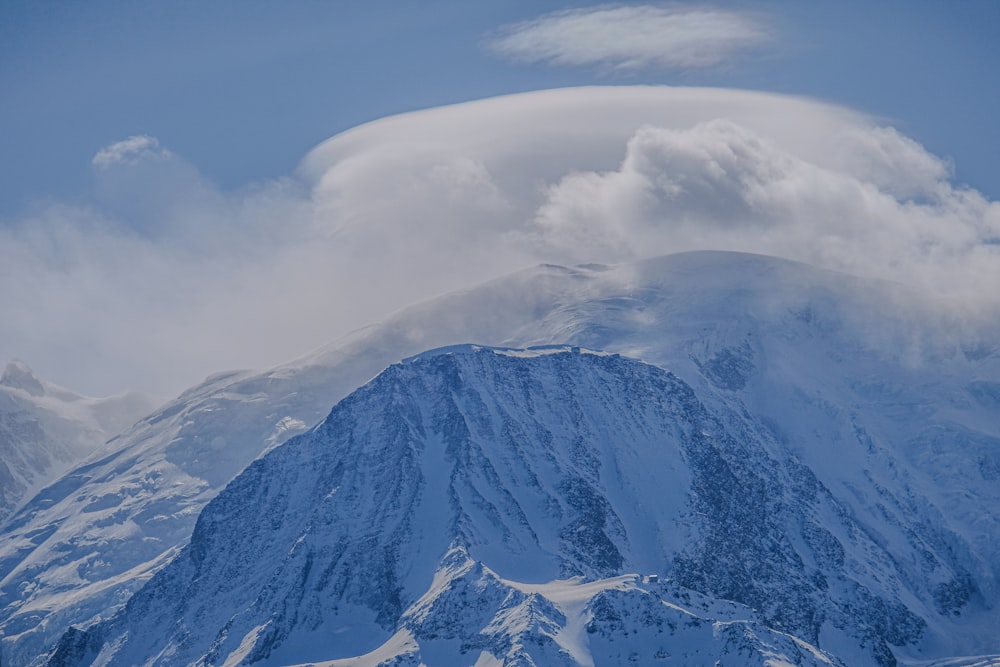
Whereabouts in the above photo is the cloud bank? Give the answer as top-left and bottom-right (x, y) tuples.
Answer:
(2, 86), (997, 396)
(488, 5), (770, 72)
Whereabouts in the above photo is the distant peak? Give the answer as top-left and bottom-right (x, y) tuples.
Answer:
(1, 359), (46, 397)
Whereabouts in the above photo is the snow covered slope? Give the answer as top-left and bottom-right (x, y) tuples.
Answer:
(0, 359), (155, 525)
(50, 347), (997, 666)
(3, 251), (998, 665)
(0, 262), (620, 666)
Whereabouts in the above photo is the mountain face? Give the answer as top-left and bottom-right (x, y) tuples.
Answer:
(2, 251), (998, 665)
(0, 262), (606, 666)
(0, 359), (155, 525)
(49, 347), (996, 666)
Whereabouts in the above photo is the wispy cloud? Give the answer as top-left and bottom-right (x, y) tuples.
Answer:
(487, 5), (770, 72)
(92, 135), (171, 168)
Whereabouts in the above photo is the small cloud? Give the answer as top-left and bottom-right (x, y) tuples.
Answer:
(92, 135), (171, 168)
(487, 4), (770, 72)
(90, 135), (217, 240)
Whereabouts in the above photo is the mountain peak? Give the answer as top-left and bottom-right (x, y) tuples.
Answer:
(61, 345), (956, 666)
(400, 344), (609, 365)
(1, 358), (45, 396)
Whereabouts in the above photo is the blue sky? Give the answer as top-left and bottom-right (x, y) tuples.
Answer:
(2, 0), (997, 218)
(1, 1), (999, 396)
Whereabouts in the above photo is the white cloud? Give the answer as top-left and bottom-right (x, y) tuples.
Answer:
(92, 135), (171, 168)
(2, 86), (997, 397)
(529, 118), (1000, 292)
(488, 5), (770, 72)
(831, 126), (954, 202)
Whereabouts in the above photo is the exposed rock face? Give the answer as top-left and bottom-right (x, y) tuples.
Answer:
(52, 347), (997, 666)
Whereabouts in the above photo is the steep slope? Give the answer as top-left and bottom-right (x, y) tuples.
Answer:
(3, 251), (998, 665)
(0, 359), (155, 525)
(0, 262), (608, 666)
(55, 347), (993, 666)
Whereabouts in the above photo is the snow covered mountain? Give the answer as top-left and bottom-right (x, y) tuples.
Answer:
(47, 346), (997, 666)
(0, 359), (155, 525)
(2, 251), (998, 665)
(0, 260), (608, 666)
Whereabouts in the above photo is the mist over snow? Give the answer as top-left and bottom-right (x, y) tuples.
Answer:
(1, 86), (998, 396)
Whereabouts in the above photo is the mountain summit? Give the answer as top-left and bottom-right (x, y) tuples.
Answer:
(50, 346), (997, 666)
(1, 360), (46, 397)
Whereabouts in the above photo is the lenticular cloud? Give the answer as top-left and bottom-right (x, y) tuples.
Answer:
(303, 86), (1000, 300)
(487, 6), (771, 71)
(3, 86), (998, 395)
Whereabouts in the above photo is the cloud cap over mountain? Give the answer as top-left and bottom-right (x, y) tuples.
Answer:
(2, 86), (997, 396)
